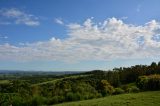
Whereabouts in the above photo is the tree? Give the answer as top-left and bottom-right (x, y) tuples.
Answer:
(97, 80), (114, 96)
(158, 61), (160, 66)
(151, 62), (157, 67)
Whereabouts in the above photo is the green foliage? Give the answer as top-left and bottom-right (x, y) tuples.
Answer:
(47, 96), (66, 105)
(66, 92), (81, 101)
(151, 62), (157, 67)
(98, 80), (115, 96)
(127, 86), (140, 93)
(47, 96), (59, 105)
(0, 93), (12, 106)
(136, 76), (148, 90)
(113, 88), (125, 95)
(11, 96), (26, 106)
(0, 93), (32, 106)
(1, 61), (160, 105)
(137, 74), (160, 91)
(30, 96), (47, 106)
(54, 91), (160, 106)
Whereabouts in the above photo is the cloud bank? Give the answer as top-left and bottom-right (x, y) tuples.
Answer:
(0, 8), (40, 26)
(1, 17), (160, 62)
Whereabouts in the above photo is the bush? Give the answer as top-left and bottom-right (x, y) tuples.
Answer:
(113, 88), (125, 95)
(127, 86), (140, 93)
(0, 93), (12, 106)
(137, 75), (160, 91)
(136, 76), (148, 90)
(98, 80), (115, 96)
(47, 96), (59, 105)
(121, 85), (129, 92)
(30, 96), (46, 106)
(66, 92), (81, 101)
(11, 96), (25, 106)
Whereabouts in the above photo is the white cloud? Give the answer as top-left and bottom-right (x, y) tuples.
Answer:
(1, 17), (160, 62)
(54, 18), (64, 25)
(0, 8), (40, 26)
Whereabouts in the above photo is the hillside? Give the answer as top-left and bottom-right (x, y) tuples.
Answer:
(1, 61), (160, 106)
(54, 91), (160, 106)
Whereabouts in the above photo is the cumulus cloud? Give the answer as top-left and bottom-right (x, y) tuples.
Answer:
(0, 8), (40, 26)
(0, 17), (160, 62)
(54, 18), (64, 25)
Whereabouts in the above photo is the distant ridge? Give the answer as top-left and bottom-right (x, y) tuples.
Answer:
(0, 70), (84, 75)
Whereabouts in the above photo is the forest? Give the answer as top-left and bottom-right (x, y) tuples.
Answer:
(0, 61), (160, 106)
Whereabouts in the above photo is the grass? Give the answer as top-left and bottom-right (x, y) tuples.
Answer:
(0, 80), (10, 84)
(54, 91), (160, 106)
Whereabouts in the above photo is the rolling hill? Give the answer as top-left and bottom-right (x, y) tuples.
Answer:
(54, 91), (160, 106)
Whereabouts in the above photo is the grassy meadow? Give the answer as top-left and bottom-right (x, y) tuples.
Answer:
(54, 91), (160, 106)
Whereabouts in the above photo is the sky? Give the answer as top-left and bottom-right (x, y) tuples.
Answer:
(1, 0), (160, 71)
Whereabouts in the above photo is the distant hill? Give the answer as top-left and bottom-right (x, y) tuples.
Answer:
(0, 70), (83, 75)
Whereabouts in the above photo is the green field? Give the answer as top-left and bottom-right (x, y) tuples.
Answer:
(54, 91), (160, 106)
(31, 75), (88, 86)
(0, 80), (10, 84)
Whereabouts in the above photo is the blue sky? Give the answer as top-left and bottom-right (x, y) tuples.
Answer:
(0, 0), (160, 71)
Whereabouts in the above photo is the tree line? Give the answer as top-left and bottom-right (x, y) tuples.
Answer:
(0, 61), (160, 105)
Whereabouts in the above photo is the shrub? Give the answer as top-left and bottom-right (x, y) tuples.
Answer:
(30, 96), (46, 106)
(137, 75), (160, 91)
(136, 76), (148, 90)
(121, 85), (129, 92)
(47, 96), (59, 105)
(66, 92), (80, 101)
(113, 88), (125, 95)
(98, 80), (115, 96)
(127, 86), (140, 93)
